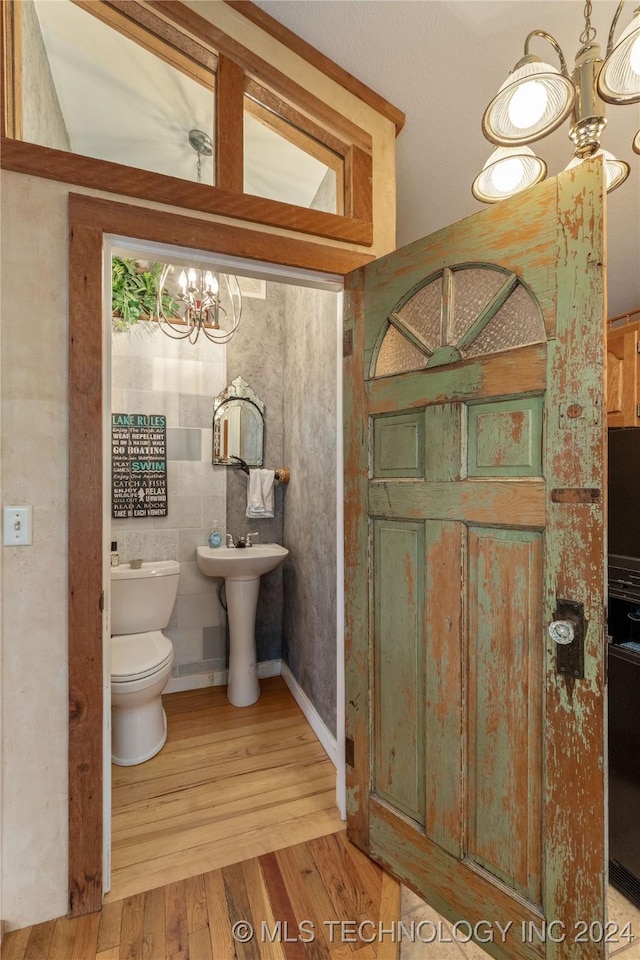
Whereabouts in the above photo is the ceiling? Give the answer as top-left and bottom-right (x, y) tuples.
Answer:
(255, 0), (640, 317)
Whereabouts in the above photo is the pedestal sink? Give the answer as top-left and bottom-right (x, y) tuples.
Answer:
(196, 544), (288, 707)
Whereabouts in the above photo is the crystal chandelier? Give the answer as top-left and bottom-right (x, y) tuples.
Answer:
(473, 0), (640, 203)
(156, 264), (242, 344)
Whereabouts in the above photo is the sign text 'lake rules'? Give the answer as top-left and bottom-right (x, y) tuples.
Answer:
(112, 413), (168, 518)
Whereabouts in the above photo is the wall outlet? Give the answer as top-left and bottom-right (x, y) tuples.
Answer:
(3, 506), (33, 545)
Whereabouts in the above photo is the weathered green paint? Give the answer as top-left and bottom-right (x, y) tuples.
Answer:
(467, 526), (543, 903)
(344, 164), (606, 960)
(542, 162), (606, 960)
(455, 273), (519, 352)
(424, 404), (464, 482)
(373, 411), (424, 478)
(467, 397), (543, 477)
(424, 519), (464, 859)
(368, 478), (545, 527)
(367, 341), (548, 414)
(373, 520), (425, 823)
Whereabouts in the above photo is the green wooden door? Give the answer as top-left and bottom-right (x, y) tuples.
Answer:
(344, 161), (607, 960)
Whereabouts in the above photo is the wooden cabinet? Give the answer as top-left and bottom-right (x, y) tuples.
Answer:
(607, 308), (640, 427)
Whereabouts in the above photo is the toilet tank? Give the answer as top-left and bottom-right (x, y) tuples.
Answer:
(110, 560), (180, 636)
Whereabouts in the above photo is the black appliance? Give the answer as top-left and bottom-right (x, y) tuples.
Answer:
(607, 428), (640, 906)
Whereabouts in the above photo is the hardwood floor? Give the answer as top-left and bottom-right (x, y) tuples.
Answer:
(4, 678), (404, 960)
(2, 832), (402, 960)
(109, 677), (344, 901)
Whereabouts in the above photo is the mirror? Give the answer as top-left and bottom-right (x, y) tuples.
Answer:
(213, 376), (264, 467)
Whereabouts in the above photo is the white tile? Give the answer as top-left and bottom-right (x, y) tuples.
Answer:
(165, 627), (204, 666)
(153, 356), (204, 395)
(176, 592), (223, 629)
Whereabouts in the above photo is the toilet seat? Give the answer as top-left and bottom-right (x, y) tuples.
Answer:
(111, 630), (173, 682)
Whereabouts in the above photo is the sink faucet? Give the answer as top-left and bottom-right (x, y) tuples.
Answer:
(230, 531), (259, 548)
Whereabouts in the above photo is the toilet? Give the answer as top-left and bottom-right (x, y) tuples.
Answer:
(110, 560), (180, 766)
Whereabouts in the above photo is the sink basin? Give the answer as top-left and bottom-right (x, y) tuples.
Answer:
(196, 543), (288, 581)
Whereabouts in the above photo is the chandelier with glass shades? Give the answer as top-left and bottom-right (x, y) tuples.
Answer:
(156, 264), (242, 344)
(472, 0), (640, 203)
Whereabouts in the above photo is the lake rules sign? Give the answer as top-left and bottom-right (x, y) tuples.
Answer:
(112, 413), (168, 518)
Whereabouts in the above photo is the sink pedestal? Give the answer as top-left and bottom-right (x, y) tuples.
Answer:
(225, 577), (261, 707)
(195, 544), (289, 708)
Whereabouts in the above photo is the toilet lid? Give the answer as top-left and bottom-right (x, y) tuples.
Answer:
(111, 631), (173, 681)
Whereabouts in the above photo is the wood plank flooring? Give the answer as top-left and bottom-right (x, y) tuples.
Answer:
(2, 832), (402, 960)
(109, 677), (344, 901)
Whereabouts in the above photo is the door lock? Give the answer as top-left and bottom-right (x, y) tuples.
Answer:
(550, 599), (587, 679)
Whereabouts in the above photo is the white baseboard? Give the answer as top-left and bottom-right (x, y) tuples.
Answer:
(165, 658), (281, 694)
(280, 660), (337, 768)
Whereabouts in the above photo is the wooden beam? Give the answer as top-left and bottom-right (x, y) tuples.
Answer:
(68, 215), (105, 916)
(1, 138), (374, 246)
(216, 54), (244, 193)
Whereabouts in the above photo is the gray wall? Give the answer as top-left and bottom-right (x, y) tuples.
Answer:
(282, 285), (338, 735)
(226, 282), (286, 662)
(21, 1), (71, 152)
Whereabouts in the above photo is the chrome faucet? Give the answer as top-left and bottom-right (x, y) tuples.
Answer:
(229, 531), (259, 548)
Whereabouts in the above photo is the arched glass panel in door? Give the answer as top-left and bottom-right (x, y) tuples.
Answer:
(372, 263), (545, 378)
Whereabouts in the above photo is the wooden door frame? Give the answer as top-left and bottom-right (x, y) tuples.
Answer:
(68, 191), (372, 916)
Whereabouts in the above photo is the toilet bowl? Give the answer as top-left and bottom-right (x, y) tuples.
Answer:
(110, 560), (180, 766)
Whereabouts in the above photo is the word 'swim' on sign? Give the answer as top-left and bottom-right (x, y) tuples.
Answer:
(112, 413), (168, 519)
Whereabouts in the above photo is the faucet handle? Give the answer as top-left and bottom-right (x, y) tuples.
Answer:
(246, 531), (259, 547)
(226, 533), (235, 548)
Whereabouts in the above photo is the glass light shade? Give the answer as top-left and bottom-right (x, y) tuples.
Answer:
(472, 146), (547, 203)
(633, 129), (640, 155)
(564, 149), (631, 193)
(482, 59), (576, 146)
(597, 12), (640, 104)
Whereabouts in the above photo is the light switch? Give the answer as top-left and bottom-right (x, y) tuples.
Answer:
(3, 506), (33, 546)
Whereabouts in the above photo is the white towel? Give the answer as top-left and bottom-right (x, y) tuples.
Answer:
(246, 469), (275, 518)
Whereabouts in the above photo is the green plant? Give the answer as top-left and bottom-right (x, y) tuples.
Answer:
(111, 257), (179, 331)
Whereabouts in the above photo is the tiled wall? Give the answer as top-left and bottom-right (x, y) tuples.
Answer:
(111, 320), (229, 678)
(110, 281), (291, 678)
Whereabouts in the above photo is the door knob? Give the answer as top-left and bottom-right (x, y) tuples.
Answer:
(548, 619), (575, 645)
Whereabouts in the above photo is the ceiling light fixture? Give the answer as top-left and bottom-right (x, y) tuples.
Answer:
(153, 129), (242, 344)
(156, 265), (242, 344)
(473, 0), (640, 203)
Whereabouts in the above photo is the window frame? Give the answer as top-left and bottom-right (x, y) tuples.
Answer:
(1, 0), (376, 245)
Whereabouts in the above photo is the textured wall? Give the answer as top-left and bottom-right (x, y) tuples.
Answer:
(282, 286), (338, 735)
(226, 283), (286, 662)
(1, 174), (69, 929)
(21, 1), (71, 152)
(111, 316), (228, 677)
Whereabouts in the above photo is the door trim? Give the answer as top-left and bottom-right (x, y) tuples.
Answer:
(68, 193), (368, 915)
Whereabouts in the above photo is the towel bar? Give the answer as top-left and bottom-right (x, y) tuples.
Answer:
(230, 456), (290, 484)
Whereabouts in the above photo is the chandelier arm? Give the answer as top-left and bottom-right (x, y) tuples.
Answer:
(524, 30), (571, 77)
(605, 1), (628, 57)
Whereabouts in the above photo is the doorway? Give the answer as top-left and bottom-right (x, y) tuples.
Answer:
(68, 193), (367, 916)
(101, 233), (346, 897)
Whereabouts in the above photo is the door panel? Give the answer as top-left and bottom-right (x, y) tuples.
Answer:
(467, 526), (543, 903)
(373, 520), (425, 822)
(344, 161), (606, 959)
